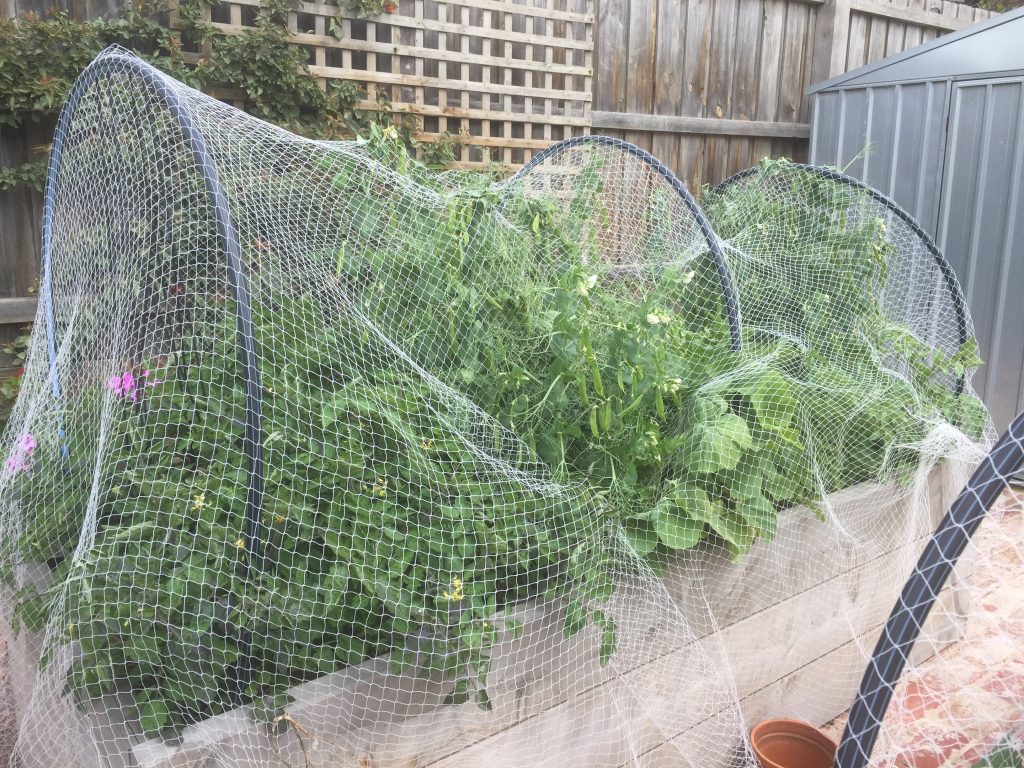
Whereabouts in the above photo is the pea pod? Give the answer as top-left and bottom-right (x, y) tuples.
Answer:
(598, 399), (612, 433)
(655, 388), (666, 421)
(589, 360), (606, 398)
(589, 405), (600, 438)
(576, 373), (591, 408)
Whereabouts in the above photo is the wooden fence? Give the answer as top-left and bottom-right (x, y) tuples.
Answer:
(592, 0), (992, 193)
(0, 0), (994, 351)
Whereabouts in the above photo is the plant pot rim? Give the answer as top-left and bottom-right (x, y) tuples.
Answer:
(749, 718), (837, 768)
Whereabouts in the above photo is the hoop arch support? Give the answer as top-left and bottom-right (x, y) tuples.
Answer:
(714, 163), (970, 396)
(508, 135), (743, 352)
(40, 50), (266, 560)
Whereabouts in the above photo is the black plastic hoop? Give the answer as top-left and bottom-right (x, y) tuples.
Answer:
(40, 49), (266, 560)
(508, 135), (743, 352)
(834, 409), (1024, 768)
(713, 163), (970, 395)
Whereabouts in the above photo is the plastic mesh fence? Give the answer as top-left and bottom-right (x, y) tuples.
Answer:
(0, 48), (1000, 768)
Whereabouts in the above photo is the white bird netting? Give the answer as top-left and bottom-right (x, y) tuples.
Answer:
(0, 48), (1012, 768)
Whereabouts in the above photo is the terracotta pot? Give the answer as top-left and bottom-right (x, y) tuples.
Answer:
(750, 718), (837, 768)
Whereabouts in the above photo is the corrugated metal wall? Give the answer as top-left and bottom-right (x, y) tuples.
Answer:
(937, 77), (1024, 432)
(810, 83), (949, 228)
(810, 77), (1024, 431)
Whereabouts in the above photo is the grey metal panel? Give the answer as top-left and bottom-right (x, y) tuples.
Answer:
(807, 7), (1024, 94)
(894, 82), (949, 230)
(809, 81), (948, 230)
(809, 11), (1024, 432)
(838, 89), (871, 178)
(809, 92), (842, 165)
(862, 86), (898, 191)
(936, 77), (1024, 432)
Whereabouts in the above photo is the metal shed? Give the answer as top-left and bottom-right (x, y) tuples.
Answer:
(807, 8), (1024, 432)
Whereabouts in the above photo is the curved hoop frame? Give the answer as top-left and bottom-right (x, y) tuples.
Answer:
(509, 135), (743, 352)
(41, 49), (266, 560)
(835, 409), (1024, 768)
(713, 163), (970, 395)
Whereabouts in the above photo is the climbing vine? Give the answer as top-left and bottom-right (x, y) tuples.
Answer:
(0, 0), (404, 191)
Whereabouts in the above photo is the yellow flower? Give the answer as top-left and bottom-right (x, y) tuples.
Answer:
(371, 477), (388, 498)
(191, 493), (208, 512)
(442, 575), (465, 602)
(234, 538), (246, 549)
(274, 514), (286, 524)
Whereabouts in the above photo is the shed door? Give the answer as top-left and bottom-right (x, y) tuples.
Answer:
(936, 76), (1024, 432)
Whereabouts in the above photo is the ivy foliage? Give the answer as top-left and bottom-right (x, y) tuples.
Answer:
(0, 0), (389, 191)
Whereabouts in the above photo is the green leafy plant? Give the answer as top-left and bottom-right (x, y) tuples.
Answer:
(973, 737), (1024, 768)
(0, 0), (415, 191)
(0, 141), (987, 743)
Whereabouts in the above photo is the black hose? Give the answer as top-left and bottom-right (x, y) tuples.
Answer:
(40, 48), (266, 562)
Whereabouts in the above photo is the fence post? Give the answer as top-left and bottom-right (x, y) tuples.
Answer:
(809, 0), (852, 86)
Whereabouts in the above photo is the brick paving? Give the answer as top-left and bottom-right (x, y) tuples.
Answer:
(823, 490), (1024, 767)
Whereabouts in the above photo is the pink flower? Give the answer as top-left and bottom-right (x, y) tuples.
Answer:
(5, 454), (29, 474)
(108, 371), (140, 400)
(108, 368), (163, 402)
(16, 433), (36, 454)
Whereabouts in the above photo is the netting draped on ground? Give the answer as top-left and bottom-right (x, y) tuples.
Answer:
(0, 48), (1006, 768)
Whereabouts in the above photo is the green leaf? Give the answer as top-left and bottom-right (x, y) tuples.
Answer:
(445, 678), (471, 706)
(475, 688), (492, 711)
(678, 399), (752, 474)
(736, 494), (777, 540)
(746, 370), (798, 432)
(686, 500), (755, 559)
(138, 696), (170, 738)
(123, 634), (163, 667)
(563, 599), (588, 638)
(623, 518), (659, 556)
(504, 618), (524, 640)
(653, 488), (707, 551)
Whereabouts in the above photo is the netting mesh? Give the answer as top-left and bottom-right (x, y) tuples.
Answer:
(832, 413), (1024, 768)
(0, 48), (1010, 768)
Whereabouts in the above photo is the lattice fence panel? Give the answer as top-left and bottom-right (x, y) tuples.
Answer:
(188, 0), (593, 168)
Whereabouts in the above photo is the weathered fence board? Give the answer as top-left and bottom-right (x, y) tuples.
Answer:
(591, 0), (992, 192)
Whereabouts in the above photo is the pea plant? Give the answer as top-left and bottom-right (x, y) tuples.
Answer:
(1, 140), (986, 742)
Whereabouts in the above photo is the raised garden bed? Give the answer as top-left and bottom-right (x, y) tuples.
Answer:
(7, 461), (970, 768)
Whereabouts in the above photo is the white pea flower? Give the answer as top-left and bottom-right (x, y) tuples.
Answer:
(577, 274), (598, 296)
